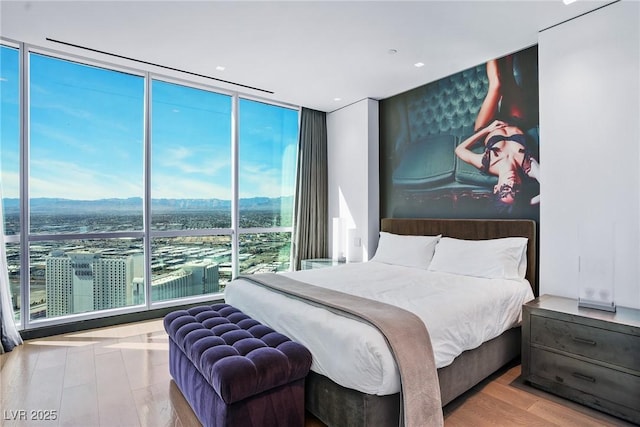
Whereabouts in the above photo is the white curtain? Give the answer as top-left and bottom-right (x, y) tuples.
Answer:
(0, 183), (22, 353)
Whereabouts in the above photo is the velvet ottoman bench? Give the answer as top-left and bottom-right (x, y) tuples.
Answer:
(163, 303), (312, 427)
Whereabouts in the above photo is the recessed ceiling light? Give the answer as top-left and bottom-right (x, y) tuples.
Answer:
(334, 97), (342, 101)
(414, 62), (425, 68)
(563, 0), (577, 4)
(216, 65), (225, 71)
(388, 49), (398, 55)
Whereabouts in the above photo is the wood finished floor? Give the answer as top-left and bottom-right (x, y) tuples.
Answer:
(1, 319), (634, 427)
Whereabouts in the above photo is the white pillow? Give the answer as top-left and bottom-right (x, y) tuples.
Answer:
(370, 232), (441, 269)
(428, 237), (528, 280)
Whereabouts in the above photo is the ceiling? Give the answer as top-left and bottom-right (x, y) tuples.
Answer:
(0, 0), (615, 112)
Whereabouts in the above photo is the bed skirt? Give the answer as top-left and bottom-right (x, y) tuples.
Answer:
(305, 326), (521, 427)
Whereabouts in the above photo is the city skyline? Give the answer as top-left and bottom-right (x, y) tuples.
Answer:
(44, 249), (220, 318)
(7, 226), (291, 320)
(2, 197), (294, 235)
(2, 195), (295, 213)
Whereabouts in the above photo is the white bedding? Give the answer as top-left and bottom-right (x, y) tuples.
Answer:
(224, 261), (534, 396)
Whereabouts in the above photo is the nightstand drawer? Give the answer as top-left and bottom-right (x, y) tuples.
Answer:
(530, 347), (640, 411)
(531, 315), (640, 372)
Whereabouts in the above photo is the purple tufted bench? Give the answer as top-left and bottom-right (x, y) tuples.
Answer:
(163, 303), (312, 427)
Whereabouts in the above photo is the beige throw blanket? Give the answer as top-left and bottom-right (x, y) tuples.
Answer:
(240, 273), (444, 427)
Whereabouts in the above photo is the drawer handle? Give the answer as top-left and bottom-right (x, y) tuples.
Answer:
(572, 372), (596, 383)
(572, 336), (597, 346)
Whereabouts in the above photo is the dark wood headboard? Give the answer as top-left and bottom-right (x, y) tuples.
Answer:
(381, 218), (538, 296)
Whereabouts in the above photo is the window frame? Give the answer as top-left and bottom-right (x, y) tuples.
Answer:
(1, 39), (300, 331)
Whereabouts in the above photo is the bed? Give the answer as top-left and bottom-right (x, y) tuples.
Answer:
(224, 218), (537, 427)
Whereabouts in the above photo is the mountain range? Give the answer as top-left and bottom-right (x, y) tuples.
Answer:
(2, 196), (294, 214)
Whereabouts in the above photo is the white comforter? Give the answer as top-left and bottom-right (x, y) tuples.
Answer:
(224, 261), (534, 396)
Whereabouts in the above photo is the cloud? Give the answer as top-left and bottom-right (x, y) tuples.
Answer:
(29, 158), (142, 200)
(151, 175), (231, 199)
(239, 164), (293, 199)
(0, 171), (20, 198)
(155, 144), (230, 176)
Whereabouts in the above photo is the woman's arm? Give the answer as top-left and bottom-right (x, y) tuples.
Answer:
(526, 158), (539, 181)
(527, 158), (540, 205)
(455, 120), (505, 169)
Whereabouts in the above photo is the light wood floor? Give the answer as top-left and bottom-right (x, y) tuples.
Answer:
(1, 318), (634, 427)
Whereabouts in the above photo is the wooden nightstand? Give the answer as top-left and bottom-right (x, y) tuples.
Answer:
(522, 295), (640, 424)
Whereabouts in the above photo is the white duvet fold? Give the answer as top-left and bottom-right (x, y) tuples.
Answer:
(224, 261), (534, 396)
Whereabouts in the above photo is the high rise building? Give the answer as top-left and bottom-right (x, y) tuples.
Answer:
(151, 260), (219, 302)
(94, 254), (139, 310)
(183, 260), (219, 294)
(45, 249), (219, 316)
(45, 250), (75, 317)
(45, 250), (144, 316)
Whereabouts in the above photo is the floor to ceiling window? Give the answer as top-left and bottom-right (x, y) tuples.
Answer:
(0, 42), (299, 329)
(1, 44), (21, 323)
(237, 99), (298, 275)
(28, 53), (145, 321)
(150, 79), (233, 301)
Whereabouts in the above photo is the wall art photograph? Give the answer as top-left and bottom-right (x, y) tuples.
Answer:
(380, 45), (539, 222)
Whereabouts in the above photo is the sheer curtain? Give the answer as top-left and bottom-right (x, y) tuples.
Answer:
(292, 108), (328, 270)
(0, 184), (22, 353)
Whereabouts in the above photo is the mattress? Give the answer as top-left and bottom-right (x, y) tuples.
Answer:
(224, 261), (534, 396)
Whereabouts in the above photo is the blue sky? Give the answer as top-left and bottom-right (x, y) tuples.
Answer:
(0, 45), (20, 199)
(0, 47), (298, 201)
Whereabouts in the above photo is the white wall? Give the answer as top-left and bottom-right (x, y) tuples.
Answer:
(539, 1), (640, 308)
(327, 99), (379, 262)
(325, 2), (640, 309)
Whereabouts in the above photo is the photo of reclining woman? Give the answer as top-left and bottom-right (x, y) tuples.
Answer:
(455, 56), (540, 215)
(380, 45), (539, 221)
